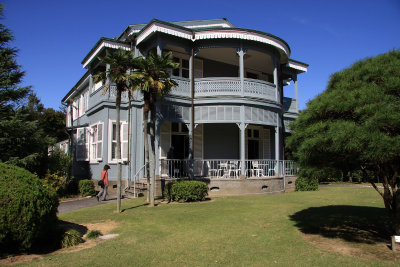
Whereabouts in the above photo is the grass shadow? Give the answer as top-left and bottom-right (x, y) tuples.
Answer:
(289, 205), (391, 244)
(121, 203), (149, 213)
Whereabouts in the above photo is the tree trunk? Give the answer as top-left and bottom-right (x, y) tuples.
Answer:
(143, 92), (150, 203)
(69, 100), (74, 181)
(116, 89), (122, 213)
(149, 92), (156, 207)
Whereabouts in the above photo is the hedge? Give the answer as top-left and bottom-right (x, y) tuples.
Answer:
(164, 180), (208, 202)
(0, 163), (59, 252)
(295, 177), (319, 191)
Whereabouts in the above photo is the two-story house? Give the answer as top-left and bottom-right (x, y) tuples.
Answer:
(62, 19), (308, 196)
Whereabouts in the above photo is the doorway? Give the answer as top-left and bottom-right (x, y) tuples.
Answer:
(171, 134), (189, 159)
(248, 139), (259, 159)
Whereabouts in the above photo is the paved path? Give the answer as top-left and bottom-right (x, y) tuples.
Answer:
(58, 195), (119, 214)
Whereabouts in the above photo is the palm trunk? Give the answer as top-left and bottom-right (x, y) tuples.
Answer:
(116, 89), (122, 213)
(149, 99), (156, 207)
(143, 92), (150, 203)
(149, 92), (157, 207)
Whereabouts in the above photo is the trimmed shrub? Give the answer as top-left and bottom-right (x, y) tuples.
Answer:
(86, 230), (103, 240)
(61, 229), (83, 248)
(78, 179), (95, 197)
(164, 180), (208, 202)
(295, 177), (319, 191)
(0, 163), (59, 252)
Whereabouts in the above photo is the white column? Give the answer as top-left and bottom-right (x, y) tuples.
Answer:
(273, 56), (278, 103)
(275, 114), (280, 161)
(237, 47), (246, 97)
(294, 74), (299, 112)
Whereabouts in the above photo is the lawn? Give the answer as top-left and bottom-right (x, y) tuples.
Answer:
(15, 187), (400, 266)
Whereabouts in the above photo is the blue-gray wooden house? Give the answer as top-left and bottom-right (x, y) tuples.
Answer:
(62, 19), (308, 196)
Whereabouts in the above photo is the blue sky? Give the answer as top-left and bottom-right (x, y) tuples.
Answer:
(2, 0), (400, 110)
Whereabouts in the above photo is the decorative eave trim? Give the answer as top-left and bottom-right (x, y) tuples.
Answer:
(135, 22), (290, 58)
(194, 29), (290, 57)
(135, 22), (193, 44)
(287, 59), (308, 73)
(82, 39), (131, 69)
(185, 23), (232, 29)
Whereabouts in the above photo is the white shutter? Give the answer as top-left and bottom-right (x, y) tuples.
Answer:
(121, 122), (129, 161)
(194, 124), (203, 159)
(66, 106), (71, 127)
(263, 128), (271, 159)
(85, 128), (90, 161)
(97, 123), (103, 160)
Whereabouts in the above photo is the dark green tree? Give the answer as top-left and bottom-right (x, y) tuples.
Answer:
(287, 50), (400, 234)
(0, 5), (31, 117)
(0, 6), (61, 177)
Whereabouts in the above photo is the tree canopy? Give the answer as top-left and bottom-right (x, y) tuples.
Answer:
(287, 49), (400, 233)
(0, 4), (67, 176)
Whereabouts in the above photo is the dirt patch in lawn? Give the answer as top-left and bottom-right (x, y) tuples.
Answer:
(302, 232), (400, 262)
(0, 220), (119, 266)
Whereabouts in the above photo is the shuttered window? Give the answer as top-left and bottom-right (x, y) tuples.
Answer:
(76, 127), (89, 161)
(90, 122), (103, 162)
(110, 121), (128, 162)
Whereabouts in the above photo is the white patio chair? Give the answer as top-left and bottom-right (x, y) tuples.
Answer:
(252, 161), (264, 177)
(206, 161), (219, 177)
(218, 162), (229, 177)
(228, 161), (241, 178)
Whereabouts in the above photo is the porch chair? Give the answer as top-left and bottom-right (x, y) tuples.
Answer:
(217, 162), (229, 177)
(206, 161), (219, 178)
(252, 161), (264, 177)
(228, 161), (241, 178)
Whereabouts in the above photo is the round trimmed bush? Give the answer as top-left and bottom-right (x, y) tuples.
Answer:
(295, 177), (319, 191)
(164, 180), (208, 202)
(78, 179), (95, 197)
(0, 163), (59, 252)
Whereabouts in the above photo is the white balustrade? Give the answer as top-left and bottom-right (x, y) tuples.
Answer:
(159, 159), (298, 179)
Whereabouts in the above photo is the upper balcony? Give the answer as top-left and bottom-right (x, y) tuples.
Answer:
(171, 77), (277, 102)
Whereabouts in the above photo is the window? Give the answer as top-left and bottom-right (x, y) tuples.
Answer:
(90, 122), (103, 162)
(76, 127), (89, 161)
(78, 89), (89, 117)
(171, 122), (188, 133)
(109, 121), (128, 162)
(72, 98), (79, 120)
(172, 57), (189, 78)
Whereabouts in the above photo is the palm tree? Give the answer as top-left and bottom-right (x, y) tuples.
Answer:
(94, 48), (139, 213)
(131, 51), (179, 207)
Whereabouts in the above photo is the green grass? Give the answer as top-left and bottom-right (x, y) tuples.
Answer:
(18, 187), (400, 266)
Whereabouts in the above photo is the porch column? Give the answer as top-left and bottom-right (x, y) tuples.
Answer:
(273, 56), (279, 103)
(239, 105), (247, 175)
(275, 114), (280, 161)
(237, 47), (247, 97)
(293, 74), (299, 112)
